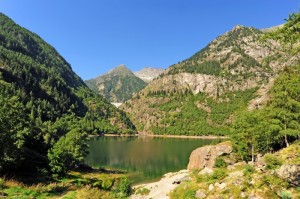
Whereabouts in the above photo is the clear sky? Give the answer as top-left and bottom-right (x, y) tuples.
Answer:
(0, 1), (299, 80)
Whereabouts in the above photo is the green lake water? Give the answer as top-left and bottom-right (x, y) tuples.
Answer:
(85, 136), (213, 184)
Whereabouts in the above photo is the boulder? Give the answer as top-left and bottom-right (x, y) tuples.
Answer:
(208, 184), (214, 191)
(277, 164), (300, 186)
(187, 141), (233, 170)
(199, 167), (214, 175)
(195, 189), (206, 199)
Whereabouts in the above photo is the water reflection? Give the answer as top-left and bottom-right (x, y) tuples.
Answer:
(85, 136), (212, 183)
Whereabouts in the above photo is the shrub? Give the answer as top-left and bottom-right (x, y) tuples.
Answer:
(113, 178), (132, 198)
(214, 157), (227, 168)
(0, 178), (4, 189)
(264, 154), (282, 170)
(135, 188), (150, 196)
(279, 190), (292, 199)
(209, 168), (227, 181)
(243, 164), (255, 176)
(101, 178), (115, 190)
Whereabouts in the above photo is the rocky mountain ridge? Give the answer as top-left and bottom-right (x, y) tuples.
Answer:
(122, 25), (300, 135)
(134, 67), (165, 82)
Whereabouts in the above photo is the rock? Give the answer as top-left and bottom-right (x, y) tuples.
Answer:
(234, 161), (247, 167)
(195, 189), (206, 199)
(187, 141), (233, 170)
(240, 192), (247, 198)
(208, 184), (214, 191)
(199, 167), (214, 175)
(228, 170), (244, 178)
(277, 164), (300, 185)
(215, 182), (227, 190)
(227, 165), (235, 170)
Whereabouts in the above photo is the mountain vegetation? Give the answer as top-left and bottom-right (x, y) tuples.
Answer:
(0, 13), (136, 178)
(122, 22), (299, 136)
(232, 11), (300, 161)
(85, 64), (147, 103)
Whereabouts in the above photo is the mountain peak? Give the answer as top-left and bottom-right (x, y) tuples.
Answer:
(134, 67), (165, 82)
(85, 64), (147, 102)
(107, 64), (132, 76)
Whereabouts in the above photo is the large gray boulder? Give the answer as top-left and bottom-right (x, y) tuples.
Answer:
(277, 164), (300, 186)
(187, 141), (232, 170)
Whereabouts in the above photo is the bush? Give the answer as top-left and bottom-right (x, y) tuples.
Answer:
(279, 190), (292, 199)
(214, 157), (227, 168)
(113, 178), (132, 198)
(0, 178), (4, 189)
(243, 164), (255, 176)
(101, 178), (115, 190)
(209, 168), (227, 181)
(264, 154), (282, 170)
(135, 188), (150, 196)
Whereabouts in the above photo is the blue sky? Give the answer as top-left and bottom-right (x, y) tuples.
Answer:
(0, 1), (299, 80)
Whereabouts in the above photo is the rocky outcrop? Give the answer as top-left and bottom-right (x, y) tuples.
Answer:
(277, 164), (300, 186)
(187, 141), (233, 170)
(134, 67), (165, 83)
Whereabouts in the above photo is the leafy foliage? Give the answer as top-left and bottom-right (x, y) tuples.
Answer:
(264, 154), (282, 170)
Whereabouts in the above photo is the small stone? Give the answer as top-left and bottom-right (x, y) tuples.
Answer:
(208, 184), (214, 191)
(241, 192), (246, 198)
(229, 170), (244, 178)
(227, 165), (235, 170)
(215, 182), (227, 189)
(195, 190), (206, 199)
(234, 161), (247, 167)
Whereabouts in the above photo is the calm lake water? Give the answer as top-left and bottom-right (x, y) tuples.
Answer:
(85, 136), (213, 184)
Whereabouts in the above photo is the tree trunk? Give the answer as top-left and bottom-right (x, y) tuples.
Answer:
(284, 134), (289, 147)
(251, 144), (254, 163)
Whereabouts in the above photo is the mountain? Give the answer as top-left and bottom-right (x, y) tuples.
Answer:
(122, 25), (299, 135)
(0, 13), (136, 175)
(85, 64), (147, 103)
(134, 67), (165, 82)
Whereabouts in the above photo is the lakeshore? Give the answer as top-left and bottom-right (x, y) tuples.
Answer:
(103, 133), (229, 139)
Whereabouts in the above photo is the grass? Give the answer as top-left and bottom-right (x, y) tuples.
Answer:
(0, 169), (132, 199)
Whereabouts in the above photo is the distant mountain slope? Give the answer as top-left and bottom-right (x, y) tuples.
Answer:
(0, 13), (135, 175)
(122, 25), (299, 135)
(85, 64), (147, 102)
(134, 67), (165, 82)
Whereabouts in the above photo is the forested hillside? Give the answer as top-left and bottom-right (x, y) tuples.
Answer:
(232, 12), (300, 160)
(122, 24), (299, 135)
(0, 13), (136, 177)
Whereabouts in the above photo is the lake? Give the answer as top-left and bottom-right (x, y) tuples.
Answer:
(85, 136), (213, 184)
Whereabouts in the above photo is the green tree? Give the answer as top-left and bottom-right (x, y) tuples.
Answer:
(267, 67), (300, 147)
(232, 110), (262, 162)
(48, 128), (88, 176)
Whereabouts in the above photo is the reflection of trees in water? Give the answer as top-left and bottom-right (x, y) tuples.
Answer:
(85, 136), (213, 183)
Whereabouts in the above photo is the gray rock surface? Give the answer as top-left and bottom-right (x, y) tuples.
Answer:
(277, 164), (300, 185)
(187, 141), (232, 170)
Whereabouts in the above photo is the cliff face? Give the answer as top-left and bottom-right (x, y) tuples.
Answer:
(134, 67), (165, 82)
(122, 25), (299, 135)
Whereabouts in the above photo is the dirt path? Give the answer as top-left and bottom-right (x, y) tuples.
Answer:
(130, 170), (190, 199)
